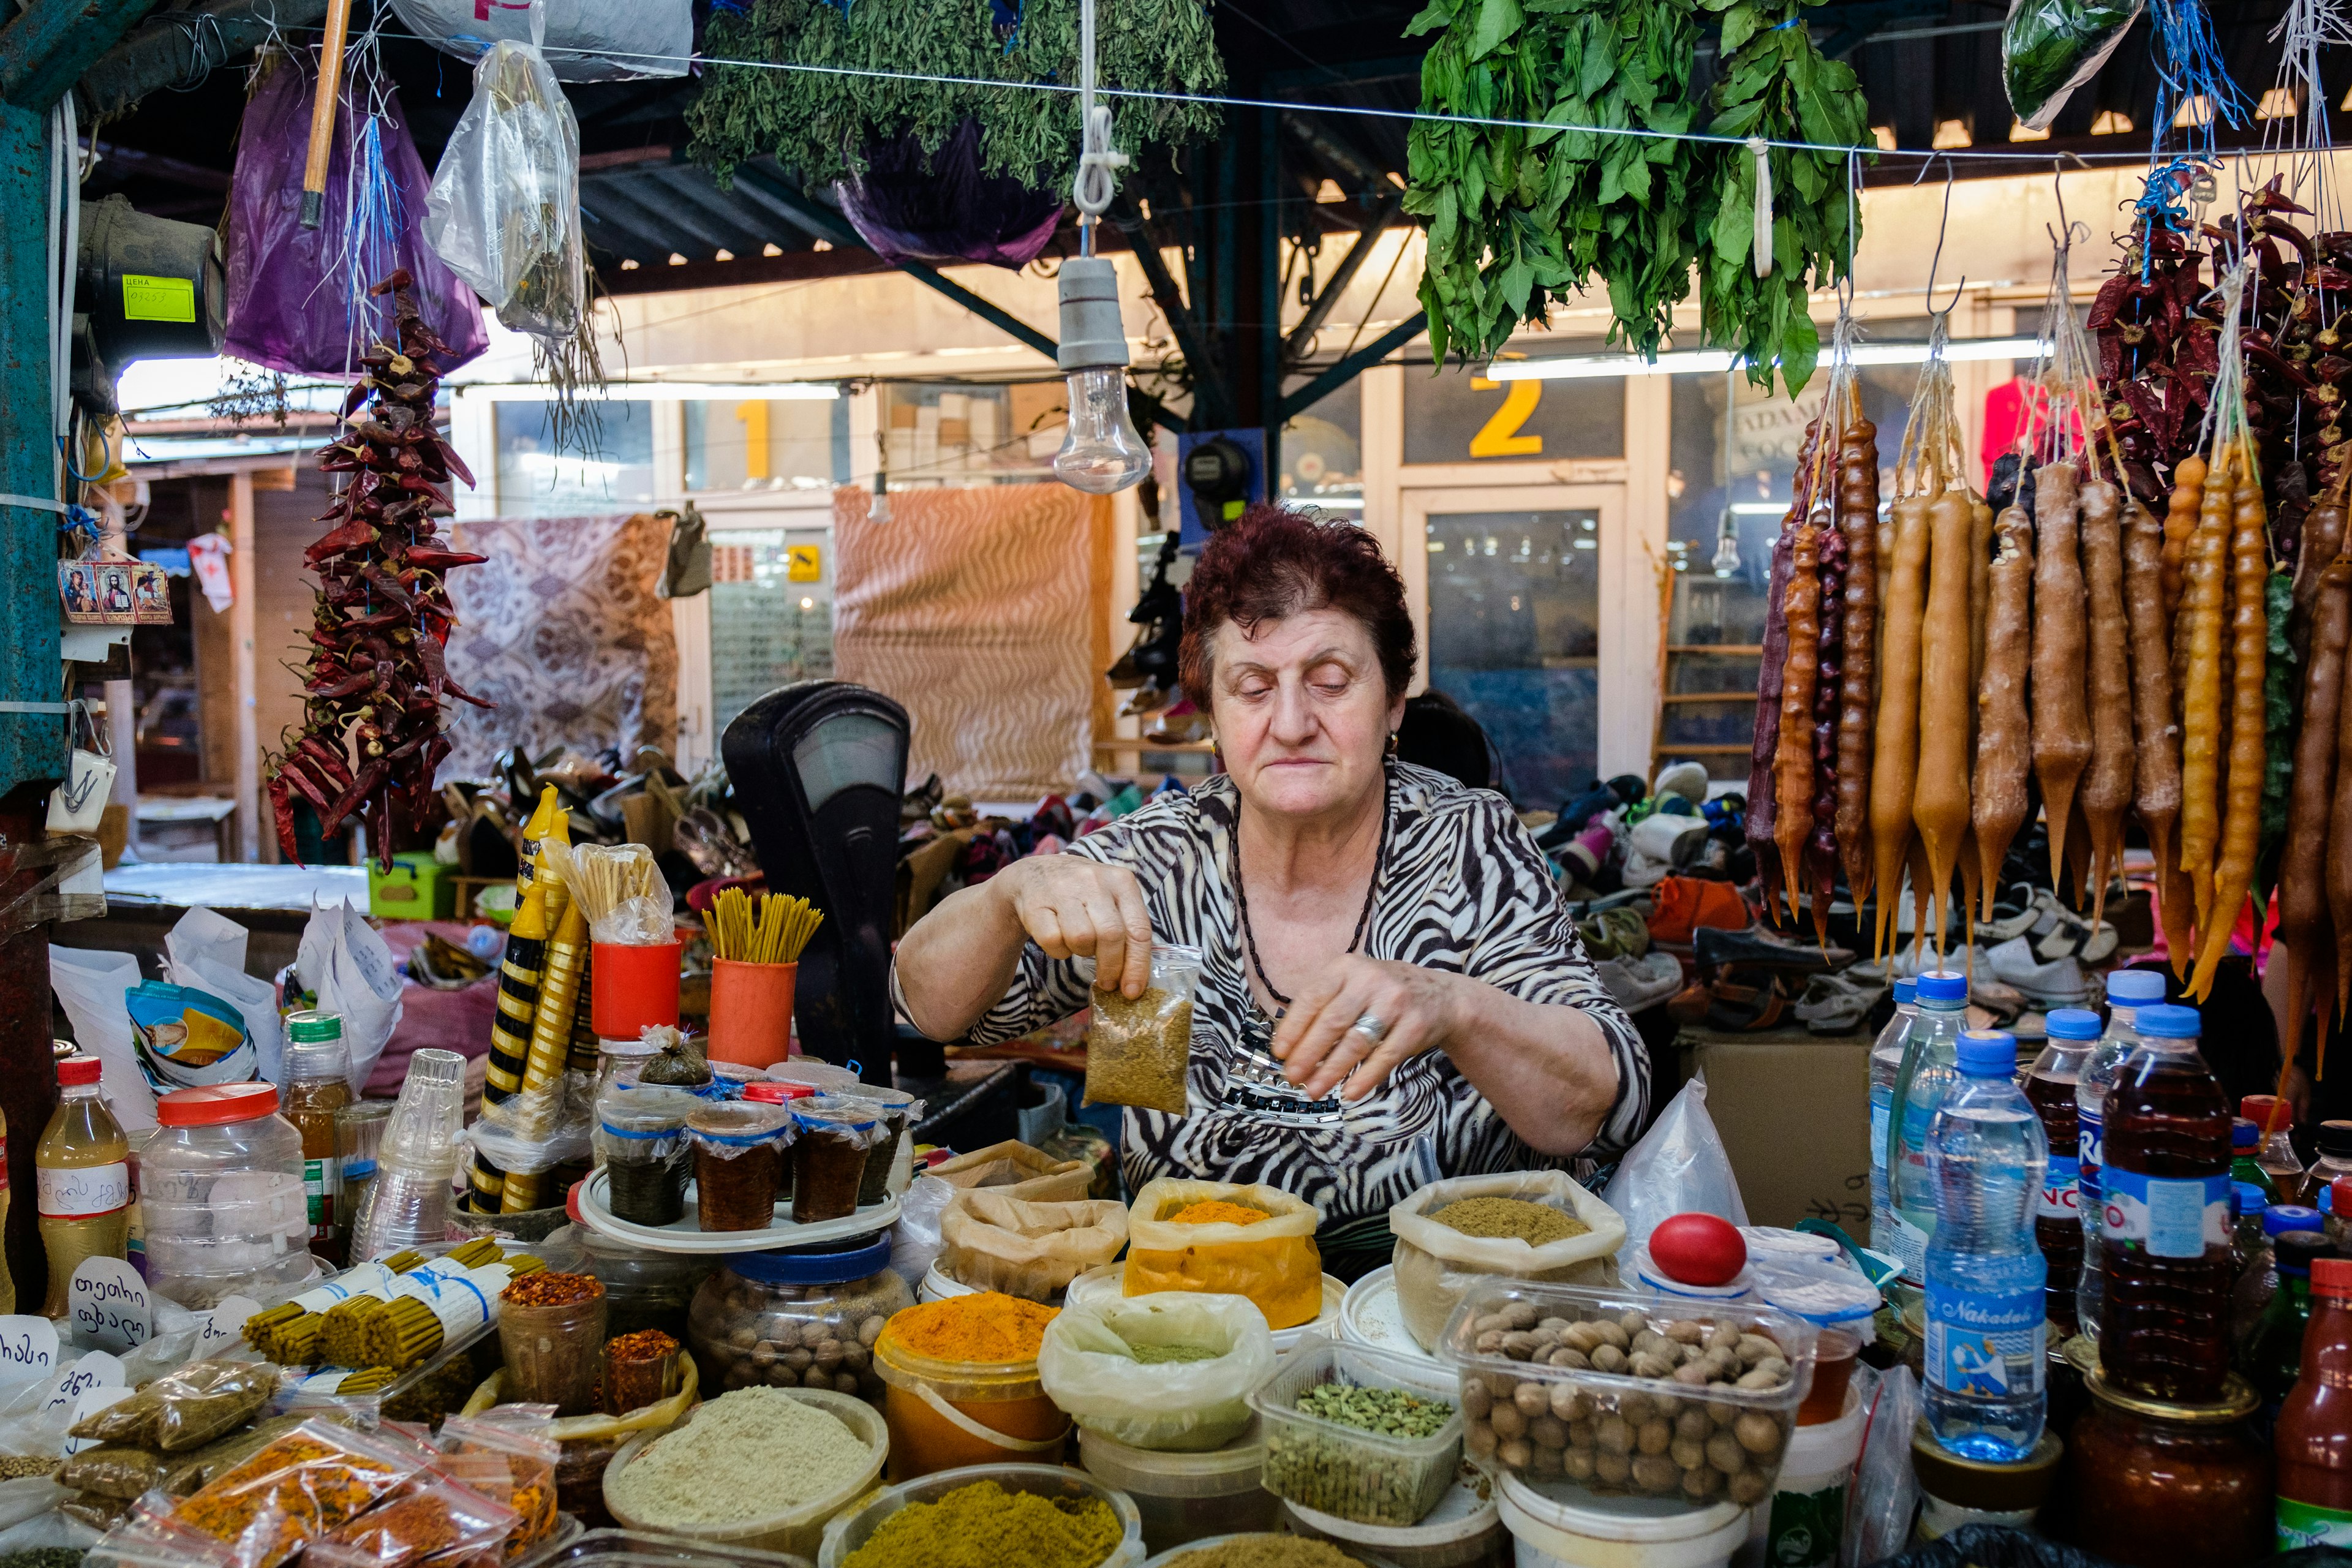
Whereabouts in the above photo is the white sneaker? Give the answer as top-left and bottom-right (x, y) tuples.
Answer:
(1986, 935), (2091, 1006)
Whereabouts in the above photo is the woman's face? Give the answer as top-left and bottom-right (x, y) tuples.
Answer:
(1207, 608), (1404, 823)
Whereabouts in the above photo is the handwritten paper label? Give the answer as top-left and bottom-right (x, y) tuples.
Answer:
(62, 1382), (135, 1455)
(0, 1316), (58, 1387)
(197, 1295), (261, 1353)
(69, 1257), (151, 1351)
(42, 1350), (124, 1415)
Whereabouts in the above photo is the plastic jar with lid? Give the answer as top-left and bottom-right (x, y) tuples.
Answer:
(872, 1294), (1069, 1479)
(1909, 1422), (2062, 1543)
(1079, 1423), (1281, 1557)
(686, 1235), (910, 1405)
(791, 1099), (883, 1223)
(834, 1085), (922, 1204)
(686, 1102), (792, 1232)
(2065, 1371), (2271, 1566)
(140, 1082), (309, 1306)
(597, 1086), (701, 1226)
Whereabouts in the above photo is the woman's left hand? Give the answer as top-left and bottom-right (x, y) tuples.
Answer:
(1271, 956), (1464, 1102)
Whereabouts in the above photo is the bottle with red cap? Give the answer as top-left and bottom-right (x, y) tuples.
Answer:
(36, 1054), (129, 1317)
(141, 1082), (307, 1308)
(2277, 1256), (2352, 1546)
(2245, 1095), (2306, 1199)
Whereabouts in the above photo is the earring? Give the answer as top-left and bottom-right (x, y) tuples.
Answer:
(1385, 732), (1399, 758)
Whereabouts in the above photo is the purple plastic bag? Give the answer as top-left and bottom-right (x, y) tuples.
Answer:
(224, 49), (488, 377)
(834, 118), (1065, 270)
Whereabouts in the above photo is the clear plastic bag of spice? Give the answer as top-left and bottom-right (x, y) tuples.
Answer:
(1082, 943), (1199, 1115)
(1386, 1172), (1626, 1353)
(306, 1471), (520, 1568)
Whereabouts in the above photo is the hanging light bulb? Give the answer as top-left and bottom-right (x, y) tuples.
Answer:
(1052, 257), (1150, 495)
(868, 466), (892, 523)
(1711, 508), (1742, 576)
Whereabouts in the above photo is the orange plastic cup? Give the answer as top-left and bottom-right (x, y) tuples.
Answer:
(590, 939), (684, 1039)
(708, 959), (797, 1068)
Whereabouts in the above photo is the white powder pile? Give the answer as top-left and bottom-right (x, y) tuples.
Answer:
(605, 1386), (876, 1525)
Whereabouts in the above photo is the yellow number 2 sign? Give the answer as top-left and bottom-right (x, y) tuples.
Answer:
(1468, 376), (1543, 458)
(786, 545), (822, 582)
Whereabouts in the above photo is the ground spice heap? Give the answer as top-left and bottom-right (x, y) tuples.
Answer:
(1166, 1538), (1366, 1568)
(604, 1387), (874, 1526)
(1430, 1196), (1588, 1246)
(1169, 1200), (1267, 1226)
(839, 1478), (1122, 1568)
(1128, 1344), (1223, 1365)
(886, 1292), (1057, 1362)
(503, 1270), (603, 1307)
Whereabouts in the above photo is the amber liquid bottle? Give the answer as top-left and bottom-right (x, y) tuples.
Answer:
(36, 1055), (129, 1317)
(2277, 1256), (2352, 1547)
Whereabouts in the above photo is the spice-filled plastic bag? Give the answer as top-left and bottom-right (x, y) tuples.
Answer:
(146, 1418), (432, 1568)
(1036, 1291), (1276, 1451)
(633, 1027), (710, 1090)
(307, 1471), (519, 1568)
(929, 1139), (1090, 1203)
(938, 1190), (1129, 1301)
(434, 1415), (558, 1559)
(70, 1360), (281, 1453)
(1387, 1172), (1626, 1352)
(421, 29), (583, 339)
(1082, 943), (1200, 1115)
(1123, 1178), (1324, 1330)
(2001, 0), (2144, 131)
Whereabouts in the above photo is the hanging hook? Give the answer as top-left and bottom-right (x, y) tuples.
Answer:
(1924, 154), (1966, 316)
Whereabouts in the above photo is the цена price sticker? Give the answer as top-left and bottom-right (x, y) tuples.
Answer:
(69, 1258), (151, 1352)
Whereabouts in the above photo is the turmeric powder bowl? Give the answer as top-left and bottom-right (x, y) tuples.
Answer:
(871, 1294), (1070, 1480)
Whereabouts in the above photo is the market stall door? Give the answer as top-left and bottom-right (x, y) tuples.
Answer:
(1401, 486), (1632, 810)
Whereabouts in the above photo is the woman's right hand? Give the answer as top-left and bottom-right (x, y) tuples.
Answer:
(993, 854), (1156, 1000)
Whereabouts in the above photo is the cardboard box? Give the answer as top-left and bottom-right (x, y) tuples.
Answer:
(1678, 1027), (1872, 1234)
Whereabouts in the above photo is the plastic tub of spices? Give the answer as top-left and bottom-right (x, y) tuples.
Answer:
(1283, 1457), (1502, 1568)
(500, 1270), (608, 1415)
(597, 1087), (700, 1226)
(1079, 1422), (1280, 1556)
(791, 1100), (884, 1224)
(1250, 1336), (1463, 1528)
(690, 1102), (794, 1232)
(604, 1385), (889, 1559)
(872, 1293), (1069, 1479)
(816, 1460), (1145, 1568)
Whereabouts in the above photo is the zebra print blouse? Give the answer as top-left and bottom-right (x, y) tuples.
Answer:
(908, 761), (1652, 1235)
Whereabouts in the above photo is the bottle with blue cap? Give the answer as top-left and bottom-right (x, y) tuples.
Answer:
(1887, 970), (1972, 1289)
(1869, 977), (1920, 1255)
(2026, 1007), (2100, 1332)
(1924, 1028), (2048, 1461)
(2099, 1001), (2233, 1403)
(2075, 966), (2169, 1341)
(2234, 1200), (2330, 1348)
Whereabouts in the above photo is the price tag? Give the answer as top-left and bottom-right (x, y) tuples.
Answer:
(0, 1316), (58, 1388)
(69, 1257), (151, 1352)
(197, 1295), (261, 1353)
(61, 1382), (135, 1455)
(41, 1350), (124, 1416)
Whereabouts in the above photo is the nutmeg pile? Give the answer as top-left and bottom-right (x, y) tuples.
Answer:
(1460, 1303), (1795, 1503)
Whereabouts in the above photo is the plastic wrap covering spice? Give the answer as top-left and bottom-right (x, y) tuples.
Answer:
(1082, 945), (1199, 1115)
(788, 1101), (881, 1224)
(436, 1415), (559, 1560)
(498, 1273), (606, 1415)
(837, 1477), (1121, 1568)
(603, 1330), (681, 1415)
(636, 1030), (711, 1090)
(307, 1472), (520, 1568)
(70, 1360), (279, 1453)
(835, 1085), (919, 1206)
(145, 1419), (433, 1568)
(688, 1242), (905, 1403)
(603, 1385), (876, 1528)
(592, 1088), (696, 1227)
(60, 1444), (172, 1501)
(687, 1104), (790, 1232)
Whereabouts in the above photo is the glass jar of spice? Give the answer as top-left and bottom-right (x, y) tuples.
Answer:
(791, 1099), (882, 1224)
(597, 1086), (700, 1226)
(687, 1102), (792, 1232)
(604, 1328), (682, 1415)
(499, 1269), (608, 1416)
(281, 1011), (353, 1263)
(2067, 1369), (2271, 1567)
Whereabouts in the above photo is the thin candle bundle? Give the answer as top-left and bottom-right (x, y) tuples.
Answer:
(562, 842), (665, 930)
(710, 888), (823, 965)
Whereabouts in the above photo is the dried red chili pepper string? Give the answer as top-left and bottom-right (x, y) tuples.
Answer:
(267, 268), (489, 868)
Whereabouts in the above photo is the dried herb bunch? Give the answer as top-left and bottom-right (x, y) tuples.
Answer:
(266, 270), (488, 867)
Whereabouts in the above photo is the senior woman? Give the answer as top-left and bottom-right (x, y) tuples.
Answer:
(894, 505), (1649, 1278)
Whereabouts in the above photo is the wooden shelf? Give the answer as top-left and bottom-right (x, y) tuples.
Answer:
(1665, 644), (1763, 656)
(1095, 737), (1219, 755)
(1661, 692), (1762, 705)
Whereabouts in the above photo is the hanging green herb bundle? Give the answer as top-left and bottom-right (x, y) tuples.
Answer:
(1697, 0), (1871, 393)
(1404, 0), (1707, 364)
(687, 0), (1224, 190)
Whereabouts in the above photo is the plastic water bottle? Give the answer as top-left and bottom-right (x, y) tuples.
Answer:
(1888, 970), (1971, 1288)
(1870, 977), (1919, 1254)
(2098, 1003), (2234, 1404)
(2026, 1007), (2099, 1334)
(2075, 967), (2166, 1341)
(1924, 1028), (2049, 1461)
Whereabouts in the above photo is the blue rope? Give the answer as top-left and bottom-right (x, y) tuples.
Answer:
(2133, 157), (2199, 280)
(2147, 0), (2252, 164)
(992, 0), (1023, 52)
(343, 110), (404, 360)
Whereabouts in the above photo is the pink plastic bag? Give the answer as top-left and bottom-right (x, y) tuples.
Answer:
(222, 48), (487, 377)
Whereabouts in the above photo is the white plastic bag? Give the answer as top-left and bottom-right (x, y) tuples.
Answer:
(1036, 1292), (1275, 1452)
(1840, 1363), (1920, 1567)
(889, 1175), (955, 1287)
(49, 946), (156, 1131)
(386, 0), (690, 82)
(164, 908), (284, 1087)
(296, 900), (403, 1093)
(1599, 1077), (1747, 1269)
(424, 31), (585, 338)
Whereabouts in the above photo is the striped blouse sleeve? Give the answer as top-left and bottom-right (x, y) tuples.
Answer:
(1458, 795), (1653, 1164)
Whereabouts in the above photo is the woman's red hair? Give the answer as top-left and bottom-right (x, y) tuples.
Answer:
(1177, 504), (1416, 706)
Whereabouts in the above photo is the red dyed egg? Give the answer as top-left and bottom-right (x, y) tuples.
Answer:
(1648, 1213), (1746, 1286)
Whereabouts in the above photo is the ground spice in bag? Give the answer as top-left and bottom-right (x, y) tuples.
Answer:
(1082, 946), (1199, 1116)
